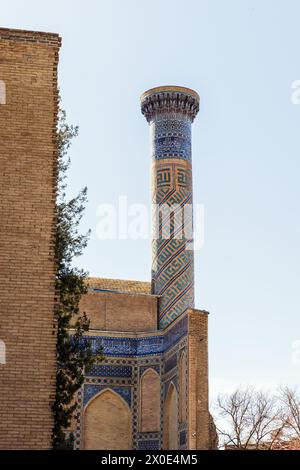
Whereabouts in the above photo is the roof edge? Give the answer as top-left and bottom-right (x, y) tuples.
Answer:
(0, 27), (61, 45)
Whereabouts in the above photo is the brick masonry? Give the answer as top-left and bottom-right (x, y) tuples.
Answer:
(0, 28), (61, 449)
(187, 309), (210, 449)
(71, 87), (214, 451)
(0, 37), (214, 451)
(80, 289), (158, 332)
(73, 281), (213, 450)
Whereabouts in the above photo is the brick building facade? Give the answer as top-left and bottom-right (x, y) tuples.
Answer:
(0, 28), (214, 450)
(73, 87), (216, 450)
(74, 279), (212, 450)
(0, 28), (61, 449)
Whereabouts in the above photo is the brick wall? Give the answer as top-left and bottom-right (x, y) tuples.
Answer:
(187, 309), (210, 450)
(80, 289), (158, 332)
(0, 28), (61, 449)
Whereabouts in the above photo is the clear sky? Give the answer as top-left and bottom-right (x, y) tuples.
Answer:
(2, 0), (300, 401)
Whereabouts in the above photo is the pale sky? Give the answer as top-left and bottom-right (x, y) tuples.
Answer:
(1, 0), (300, 401)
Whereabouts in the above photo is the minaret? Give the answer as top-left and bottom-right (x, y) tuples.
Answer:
(141, 86), (200, 328)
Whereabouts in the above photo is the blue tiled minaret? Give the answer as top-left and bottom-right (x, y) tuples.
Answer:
(141, 86), (200, 328)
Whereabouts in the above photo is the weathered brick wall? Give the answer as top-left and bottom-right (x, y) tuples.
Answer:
(187, 309), (210, 450)
(80, 289), (158, 332)
(0, 28), (61, 449)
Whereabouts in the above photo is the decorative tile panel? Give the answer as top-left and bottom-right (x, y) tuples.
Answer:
(141, 87), (199, 327)
(83, 384), (132, 407)
(138, 440), (160, 450)
(87, 364), (132, 377)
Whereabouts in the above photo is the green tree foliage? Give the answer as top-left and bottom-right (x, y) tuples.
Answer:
(52, 106), (103, 449)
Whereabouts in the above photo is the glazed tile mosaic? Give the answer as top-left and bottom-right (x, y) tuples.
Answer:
(83, 384), (132, 407)
(142, 89), (198, 328)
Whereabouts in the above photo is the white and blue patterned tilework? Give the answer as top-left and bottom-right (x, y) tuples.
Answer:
(87, 314), (188, 358)
(89, 336), (163, 357)
(137, 440), (160, 450)
(150, 114), (192, 161)
(142, 87), (199, 327)
(77, 314), (189, 449)
(87, 364), (132, 377)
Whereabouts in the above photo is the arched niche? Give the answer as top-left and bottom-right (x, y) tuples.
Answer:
(140, 368), (160, 432)
(163, 382), (178, 450)
(83, 388), (132, 450)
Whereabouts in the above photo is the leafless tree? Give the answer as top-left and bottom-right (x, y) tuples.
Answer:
(279, 386), (300, 439)
(214, 387), (286, 450)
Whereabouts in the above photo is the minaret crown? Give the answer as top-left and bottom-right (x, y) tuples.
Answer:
(141, 86), (200, 123)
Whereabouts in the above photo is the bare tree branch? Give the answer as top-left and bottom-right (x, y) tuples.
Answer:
(214, 387), (289, 450)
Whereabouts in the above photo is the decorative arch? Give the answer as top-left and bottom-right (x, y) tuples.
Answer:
(0, 80), (6, 105)
(83, 388), (132, 450)
(178, 350), (188, 423)
(163, 382), (178, 450)
(140, 368), (160, 432)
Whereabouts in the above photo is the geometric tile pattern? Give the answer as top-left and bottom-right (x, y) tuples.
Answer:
(141, 87), (199, 328)
(137, 440), (160, 450)
(151, 153), (195, 328)
(140, 84), (200, 448)
(83, 384), (132, 407)
(88, 364), (132, 377)
(75, 313), (189, 450)
(150, 114), (191, 161)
